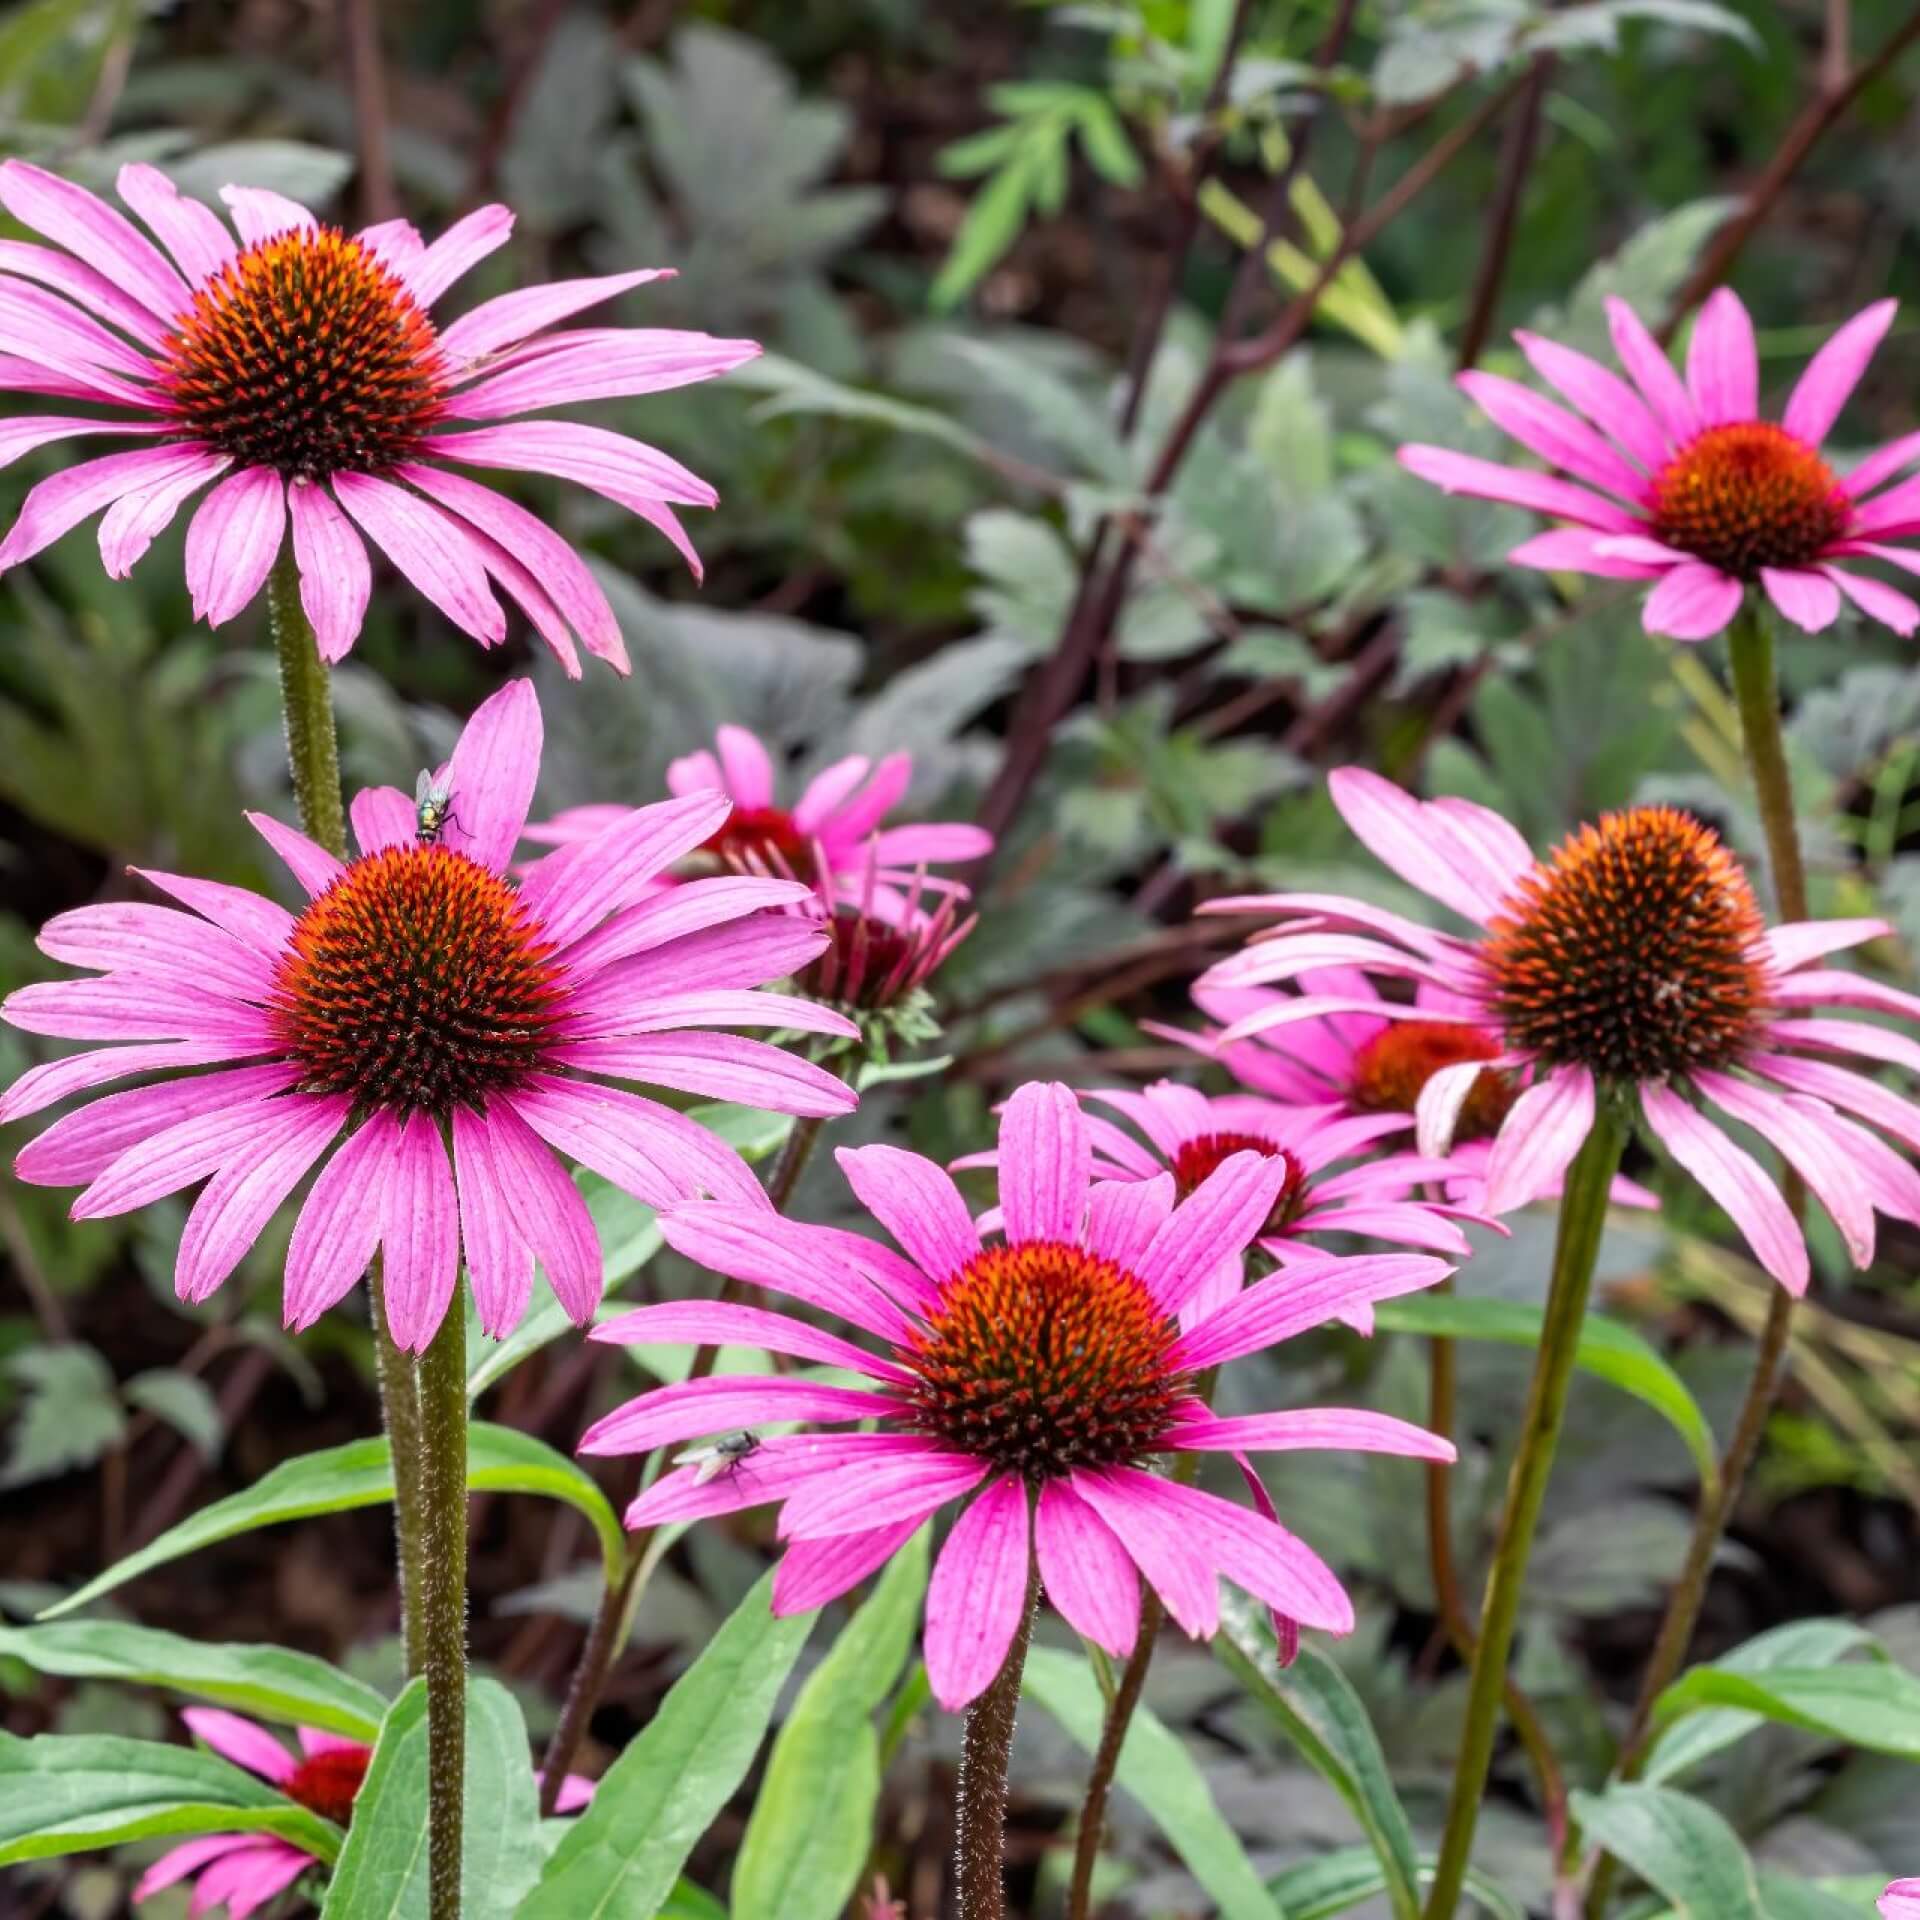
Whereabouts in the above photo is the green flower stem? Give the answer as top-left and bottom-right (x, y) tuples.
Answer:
(955, 1558), (1042, 1920)
(1583, 603), (1806, 1917)
(416, 1299), (468, 1920)
(1423, 1108), (1629, 1920)
(267, 553), (346, 864)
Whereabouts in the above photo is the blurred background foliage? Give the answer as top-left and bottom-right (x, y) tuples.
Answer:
(2, 1), (1920, 1916)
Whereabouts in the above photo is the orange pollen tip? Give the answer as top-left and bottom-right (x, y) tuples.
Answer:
(1652, 422), (1848, 578)
(1484, 804), (1769, 1082)
(902, 1239), (1190, 1479)
(1350, 1021), (1513, 1140)
(269, 843), (564, 1118)
(284, 1745), (370, 1826)
(1169, 1131), (1309, 1233)
(160, 225), (447, 478)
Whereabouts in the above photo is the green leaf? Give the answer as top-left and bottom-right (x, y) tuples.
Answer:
(1642, 1620), (1875, 1784)
(1652, 1659), (1920, 1767)
(522, 1568), (813, 1918)
(41, 1424), (625, 1620)
(930, 146), (1041, 311)
(320, 1677), (543, 1920)
(1371, 1294), (1718, 1486)
(0, 1729), (340, 1865)
(732, 1530), (929, 1920)
(0, 1623), (386, 1740)
(1022, 1644), (1284, 1920)
(1268, 1847), (1525, 1919)
(1570, 1784), (1764, 1919)
(1213, 1589), (1421, 1920)
(124, 1369), (224, 1463)
(1, 1344), (124, 1489)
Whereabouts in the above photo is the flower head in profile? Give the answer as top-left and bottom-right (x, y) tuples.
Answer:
(1400, 289), (1920, 638)
(0, 161), (759, 670)
(1882, 1880), (1920, 1919)
(2, 682), (857, 1349)
(1198, 769), (1920, 1295)
(578, 1082), (1453, 1710)
(135, 1708), (590, 1916)
(529, 723), (992, 918)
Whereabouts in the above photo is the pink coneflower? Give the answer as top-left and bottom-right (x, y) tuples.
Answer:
(1198, 769), (1920, 1295)
(1882, 1881), (1920, 1919)
(528, 723), (992, 918)
(1399, 289), (1920, 638)
(577, 1081), (1454, 1710)
(0, 161), (758, 670)
(0, 681), (857, 1349)
(135, 1709), (590, 1916)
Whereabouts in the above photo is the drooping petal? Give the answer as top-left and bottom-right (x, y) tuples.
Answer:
(187, 1838), (315, 1919)
(288, 479), (372, 663)
(0, 444), (231, 573)
(1483, 1066), (1595, 1214)
(97, 451), (229, 579)
(133, 868), (296, 958)
(1824, 565), (1919, 636)
(1760, 566), (1841, 634)
(469, 1098), (603, 1328)
(777, 1449), (986, 1541)
(1751, 1052), (1920, 1156)
(37, 902), (276, 1001)
(923, 1475), (1033, 1711)
(560, 1032), (856, 1117)
(1325, 767), (1511, 926)
(1456, 370), (1652, 502)
(773, 1519), (922, 1616)
(628, 1433), (930, 1529)
(0, 160), (189, 320)
(133, 1833), (264, 1902)
(1166, 1408), (1455, 1460)
(594, 1298), (909, 1385)
(184, 467), (285, 626)
(1783, 299), (1896, 445)
(0, 1038), (272, 1127)
(1170, 1254), (1452, 1373)
(381, 1111), (461, 1351)
(577, 1375), (903, 1457)
(0, 236), (171, 347)
(1069, 1467), (1220, 1639)
(1415, 1060), (1492, 1157)
(1507, 529), (1666, 579)
(427, 419), (718, 510)
(1034, 1480), (1139, 1658)
(330, 471), (505, 645)
(1641, 562), (1744, 641)
(284, 1113), (393, 1331)
(445, 329), (760, 419)
(1396, 444), (1640, 532)
(448, 1105), (533, 1339)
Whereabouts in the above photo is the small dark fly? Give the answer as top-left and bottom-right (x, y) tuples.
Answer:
(414, 770), (457, 844)
(675, 1430), (761, 1485)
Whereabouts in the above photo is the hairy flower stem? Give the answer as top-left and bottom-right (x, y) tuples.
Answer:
(417, 1304), (469, 1920)
(267, 553), (346, 863)
(955, 1560), (1042, 1920)
(1423, 1111), (1629, 1920)
(1583, 606), (1806, 1918)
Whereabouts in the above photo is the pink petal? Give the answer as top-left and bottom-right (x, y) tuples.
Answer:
(98, 452), (229, 579)
(1751, 1052), (1920, 1156)
(351, 786), (417, 858)
(134, 868), (295, 957)
(219, 186), (316, 246)
(560, 1032), (857, 1117)
(1512, 328), (1671, 473)
(867, 822), (995, 865)
(594, 1298), (908, 1384)
(245, 809), (345, 898)
(0, 160), (188, 320)
(1760, 566), (1841, 634)
(0, 1038), (270, 1127)
(714, 724), (777, 809)
(445, 329), (759, 418)
(397, 464), (627, 670)
(1171, 1253), (1451, 1372)
(189, 1839), (314, 1919)
(175, 1096), (348, 1304)
(288, 480), (372, 663)
(565, 918), (826, 1003)
(1843, 431), (1920, 499)
(1084, 1171), (1175, 1270)
(1606, 295), (1698, 442)
(1641, 1081), (1807, 1294)
(468, 1099), (602, 1327)
(1035, 1480), (1139, 1658)
(356, 219), (424, 275)
(284, 1114), (393, 1332)
(1881, 1881), (1920, 1920)
(5, 975), (271, 1046)
(298, 1727), (365, 1758)
(37, 902), (274, 1000)
(1483, 1066), (1595, 1214)
(790, 755), (872, 832)
(411, 204), (514, 307)
(1824, 565), (1920, 636)
(0, 412), (166, 476)
(997, 1081), (1089, 1244)
(1509, 527), (1664, 579)
(0, 236), (170, 347)
(438, 268), (672, 364)
(1415, 1060), (1492, 1157)
(577, 1375), (903, 1457)
(557, 875), (811, 977)
(184, 467), (285, 626)
(427, 420), (718, 510)
(835, 1143), (979, 1283)
(134, 1833), (263, 1901)
(330, 471), (505, 645)
(1845, 483), (1920, 540)
(1686, 287), (1759, 426)
(116, 163), (237, 286)
(1456, 370), (1652, 502)
(1069, 1467), (1220, 1638)
(381, 1111), (460, 1351)
(448, 1105), (533, 1338)
(1325, 767), (1510, 926)
(777, 1449), (986, 1541)
(1764, 918), (1891, 972)
(1135, 1150), (1291, 1315)
(1773, 1015), (1920, 1076)
(629, 1432), (934, 1528)
(182, 1707), (295, 1783)
(1395, 444), (1640, 532)
(1642, 562), (1744, 640)
(816, 754), (913, 845)
(0, 444), (231, 573)
(923, 1475), (1032, 1711)
(1166, 1408), (1455, 1460)
(774, 1519), (922, 1616)
(1783, 300), (1896, 445)
(437, 677), (542, 873)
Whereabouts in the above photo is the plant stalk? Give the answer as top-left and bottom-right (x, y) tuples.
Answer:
(955, 1561), (1041, 1920)
(417, 1302), (469, 1920)
(1423, 1109), (1628, 1920)
(1583, 603), (1807, 1916)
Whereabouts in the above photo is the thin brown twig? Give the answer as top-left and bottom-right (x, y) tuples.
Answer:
(1457, 55), (1554, 370)
(341, 0), (397, 226)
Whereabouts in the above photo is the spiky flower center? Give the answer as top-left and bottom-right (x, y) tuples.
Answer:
(1349, 1022), (1514, 1139)
(270, 845), (565, 1117)
(701, 806), (809, 871)
(160, 226), (447, 478)
(1484, 805), (1769, 1081)
(284, 1745), (371, 1827)
(1652, 423), (1848, 577)
(902, 1241), (1190, 1479)
(1169, 1131), (1309, 1234)
(810, 908), (917, 1010)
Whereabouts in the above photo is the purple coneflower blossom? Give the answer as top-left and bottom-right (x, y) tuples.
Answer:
(1399, 289), (1920, 638)
(528, 723), (991, 919)
(0, 682), (858, 1349)
(0, 160), (758, 669)
(1197, 768), (1920, 1296)
(1882, 1880), (1920, 1919)
(134, 1709), (590, 1917)
(578, 1081), (1454, 1710)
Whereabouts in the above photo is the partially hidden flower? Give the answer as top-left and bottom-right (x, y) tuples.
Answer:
(1882, 1880), (1920, 1919)
(529, 723), (992, 918)
(0, 161), (759, 669)
(135, 1708), (590, 1917)
(578, 1081), (1454, 1710)
(1197, 769), (1920, 1295)
(1, 681), (858, 1349)
(1400, 288), (1920, 638)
